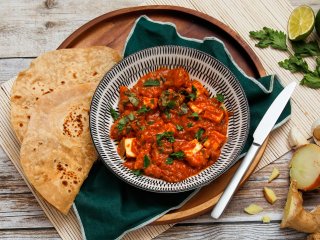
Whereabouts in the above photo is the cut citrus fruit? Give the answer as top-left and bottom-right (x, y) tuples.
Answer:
(288, 5), (315, 41)
(315, 9), (320, 37)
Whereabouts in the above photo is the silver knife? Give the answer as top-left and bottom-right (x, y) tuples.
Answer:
(211, 81), (297, 219)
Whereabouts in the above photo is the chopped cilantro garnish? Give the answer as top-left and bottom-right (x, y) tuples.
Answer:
(125, 92), (139, 107)
(127, 113), (135, 121)
(216, 93), (224, 103)
(169, 151), (185, 159)
(164, 110), (171, 119)
(143, 155), (150, 168)
(132, 169), (142, 176)
(166, 158), (174, 165)
(195, 128), (205, 141)
(187, 122), (193, 128)
(166, 100), (176, 109)
(189, 112), (199, 120)
(137, 105), (150, 114)
(179, 103), (189, 115)
(117, 117), (128, 131)
(156, 131), (175, 146)
(188, 85), (197, 101)
(147, 121), (154, 125)
(176, 125), (184, 131)
(110, 108), (119, 120)
(143, 79), (160, 87)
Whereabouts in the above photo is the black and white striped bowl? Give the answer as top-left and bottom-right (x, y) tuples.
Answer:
(90, 45), (250, 193)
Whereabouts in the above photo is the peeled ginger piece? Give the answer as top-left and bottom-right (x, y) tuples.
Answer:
(244, 204), (263, 215)
(268, 167), (280, 182)
(263, 187), (278, 204)
(262, 215), (271, 223)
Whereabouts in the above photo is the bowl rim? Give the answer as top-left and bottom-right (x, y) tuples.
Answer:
(89, 45), (250, 193)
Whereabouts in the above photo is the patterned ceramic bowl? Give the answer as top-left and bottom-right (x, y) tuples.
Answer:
(90, 45), (250, 193)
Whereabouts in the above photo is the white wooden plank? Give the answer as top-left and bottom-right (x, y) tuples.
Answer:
(0, 229), (60, 239)
(154, 223), (308, 240)
(0, 0), (145, 57)
(0, 58), (33, 85)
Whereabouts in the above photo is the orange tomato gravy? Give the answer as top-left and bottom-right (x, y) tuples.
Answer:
(110, 68), (229, 182)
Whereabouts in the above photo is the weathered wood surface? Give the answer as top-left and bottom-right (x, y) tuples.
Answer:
(1, 0), (320, 239)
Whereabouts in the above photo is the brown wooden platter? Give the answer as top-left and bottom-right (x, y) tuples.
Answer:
(58, 5), (267, 224)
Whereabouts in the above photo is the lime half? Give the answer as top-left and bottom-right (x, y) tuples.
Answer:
(288, 5), (315, 41)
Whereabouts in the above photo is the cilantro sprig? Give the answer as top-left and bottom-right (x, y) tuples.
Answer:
(278, 56), (310, 73)
(249, 27), (287, 51)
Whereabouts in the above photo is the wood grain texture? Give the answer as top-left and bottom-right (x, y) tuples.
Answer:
(1, 0), (320, 239)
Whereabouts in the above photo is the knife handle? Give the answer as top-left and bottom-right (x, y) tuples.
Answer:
(211, 143), (260, 219)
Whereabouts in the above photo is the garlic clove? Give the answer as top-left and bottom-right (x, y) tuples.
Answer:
(311, 118), (320, 146)
(288, 126), (309, 149)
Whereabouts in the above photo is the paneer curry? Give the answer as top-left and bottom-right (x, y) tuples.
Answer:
(110, 68), (229, 182)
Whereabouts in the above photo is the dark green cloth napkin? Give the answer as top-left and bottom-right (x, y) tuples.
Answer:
(74, 16), (291, 240)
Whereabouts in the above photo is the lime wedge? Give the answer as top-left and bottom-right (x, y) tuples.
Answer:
(315, 9), (320, 37)
(288, 5), (315, 41)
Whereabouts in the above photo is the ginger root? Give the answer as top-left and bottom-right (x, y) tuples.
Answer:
(262, 215), (271, 223)
(280, 181), (320, 233)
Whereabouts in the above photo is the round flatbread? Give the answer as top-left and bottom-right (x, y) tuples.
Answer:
(11, 46), (121, 142)
(20, 83), (98, 214)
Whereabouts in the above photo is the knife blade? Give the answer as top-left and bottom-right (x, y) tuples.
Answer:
(211, 81), (297, 219)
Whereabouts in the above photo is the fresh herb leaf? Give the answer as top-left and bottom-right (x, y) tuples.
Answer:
(164, 110), (171, 119)
(166, 158), (174, 165)
(187, 122), (193, 128)
(156, 131), (175, 146)
(117, 117), (128, 131)
(143, 155), (150, 168)
(176, 125), (184, 131)
(166, 101), (176, 109)
(127, 113), (135, 121)
(140, 126), (146, 131)
(110, 108), (119, 120)
(195, 128), (205, 141)
(299, 57), (320, 88)
(143, 79), (160, 87)
(137, 105), (150, 114)
(125, 92), (139, 107)
(132, 169), (142, 176)
(128, 95), (139, 107)
(278, 56), (310, 73)
(169, 151), (185, 159)
(249, 27), (287, 51)
(301, 73), (320, 88)
(147, 121), (154, 125)
(188, 85), (198, 101)
(179, 103), (189, 115)
(292, 41), (320, 57)
(216, 93), (224, 103)
(189, 112), (199, 120)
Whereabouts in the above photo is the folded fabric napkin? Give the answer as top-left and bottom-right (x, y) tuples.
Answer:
(74, 16), (291, 240)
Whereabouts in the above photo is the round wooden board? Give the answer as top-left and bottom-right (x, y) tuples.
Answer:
(58, 5), (268, 224)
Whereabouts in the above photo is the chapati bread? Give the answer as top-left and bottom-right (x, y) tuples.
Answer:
(20, 83), (98, 214)
(11, 46), (121, 142)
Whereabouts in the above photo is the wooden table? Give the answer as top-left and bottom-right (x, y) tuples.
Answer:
(0, 0), (319, 239)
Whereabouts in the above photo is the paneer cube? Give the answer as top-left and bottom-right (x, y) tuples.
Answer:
(143, 97), (158, 109)
(188, 102), (203, 114)
(184, 139), (203, 159)
(123, 138), (137, 158)
(202, 110), (224, 123)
